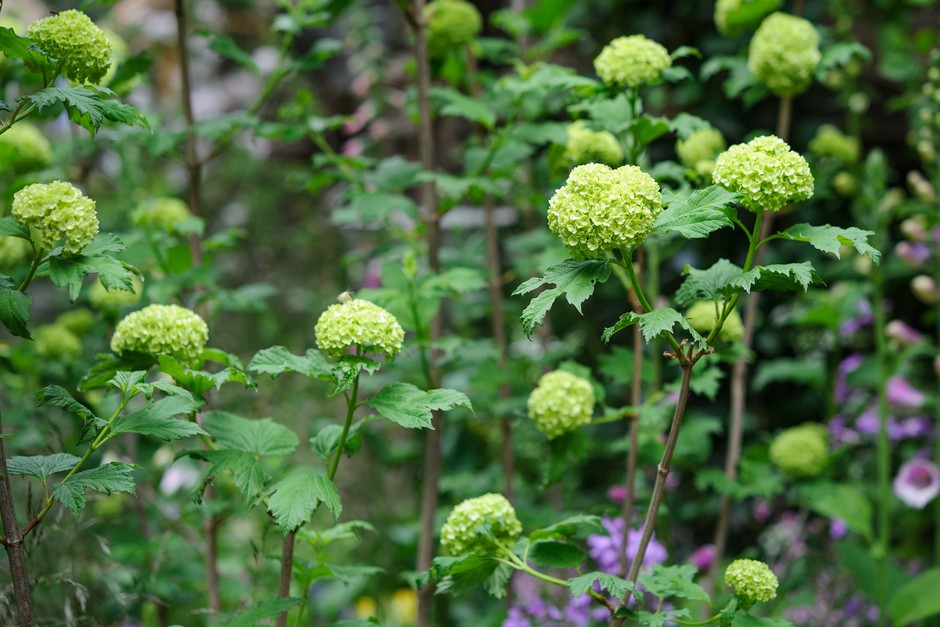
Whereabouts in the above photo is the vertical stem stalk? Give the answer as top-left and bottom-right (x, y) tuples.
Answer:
(871, 265), (890, 625)
(0, 412), (34, 627)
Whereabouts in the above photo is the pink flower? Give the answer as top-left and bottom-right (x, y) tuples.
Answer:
(885, 320), (925, 347)
(887, 376), (925, 409)
(893, 458), (940, 509)
(689, 544), (716, 571)
(607, 485), (627, 503)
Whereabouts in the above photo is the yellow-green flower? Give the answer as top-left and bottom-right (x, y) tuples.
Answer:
(713, 135), (813, 211)
(132, 197), (192, 232)
(424, 0), (482, 58)
(12, 181), (99, 255)
(714, 0), (781, 36)
(748, 12), (820, 97)
(725, 559), (779, 603)
(0, 123), (53, 174)
(685, 301), (743, 342)
(56, 309), (95, 335)
(548, 163), (663, 259)
(314, 298), (404, 358)
(440, 493), (522, 556)
(34, 324), (83, 360)
(0, 237), (32, 269)
(563, 121), (623, 167)
(676, 127), (726, 178)
(808, 124), (861, 165)
(27, 10), (112, 85)
(594, 35), (672, 88)
(111, 304), (208, 366)
(769, 423), (829, 478)
(527, 370), (595, 439)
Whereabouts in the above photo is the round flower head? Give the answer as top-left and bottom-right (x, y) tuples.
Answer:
(748, 12), (820, 97)
(714, 0), (780, 35)
(89, 276), (142, 310)
(676, 127), (726, 174)
(548, 163), (663, 259)
(0, 237), (32, 269)
(594, 35), (672, 88)
(563, 121), (623, 168)
(314, 298), (404, 358)
(56, 308), (95, 335)
(725, 559), (779, 604)
(685, 301), (743, 343)
(110, 304), (209, 366)
(808, 124), (860, 165)
(12, 181), (99, 255)
(769, 423), (828, 478)
(440, 493), (522, 556)
(713, 135), (813, 212)
(34, 324), (82, 360)
(527, 370), (595, 439)
(0, 123), (53, 174)
(27, 10), (112, 85)
(132, 197), (193, 232)
(424, 0), (482, 58)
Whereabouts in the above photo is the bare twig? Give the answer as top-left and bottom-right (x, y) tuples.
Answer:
(0, 412), (34, 627)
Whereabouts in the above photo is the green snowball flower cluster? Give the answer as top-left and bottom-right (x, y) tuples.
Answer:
(314, 298), (405, 358)
(132, 197), (193, 232)
(714, 0), (781, 35)
(34, 324), (83, 360)
(424, 0), (482, 58)
(89, 276), (142, 310)
(594, 35), (671, 88)
(527, 370), (595, 439)
(769, 423), (829, 478)
(12, 181), (99, 255)
(676, 127), (726, 180)
(548, 163), (663, 259)
(56, 309), (95, 335)
(712, 135), (814, 212)
(809, 125), (861, 165)
(725, 559), (779, 604)
(440, 493), (522, 556)
(563, 121), (623, 168)
(748, 12), (820, 97)
(111, 304), (209, 366)
(0, 123), (53, 174)
(0, 237), (32, 269)
(685, 301), (744, 343)
(27, 10), (112, 85)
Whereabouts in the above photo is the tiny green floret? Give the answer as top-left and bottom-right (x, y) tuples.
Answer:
(769, 423), (829, 478)
(424, 0), (482, 58)
(314, 298), (405, 358)
(440, 493), (522, 556)
(685, 301), (743, 343)
(712, 135), (813, 212)
(12, 181), (99, 255)
(548, 163), (663, 259)
(594, 35), (671, 88)
(27, 9), (112, 85)
(564, 121), (624, 168)
(111, 304), (209, 366)
(527, 370), (595, 439)
(748, 12), (820, 97)
(725, 558), (779, 604)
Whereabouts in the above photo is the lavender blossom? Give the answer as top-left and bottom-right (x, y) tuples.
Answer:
(586, 516), (667, 574)
(887, 375), (926, 409)
(690, 544), (716, 571)
(885, 320), (925, 347)
(893, 458), (940, 509)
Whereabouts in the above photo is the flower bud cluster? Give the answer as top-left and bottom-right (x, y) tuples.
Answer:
(527, 370), (595, 439)
(314, 298), (404, 358)
(424, 0), (482, 58)
(808, 125), (860, 165)
(548, 163), (662, 259)
(725, 559), (779, 603)
(593, 35), (671, 88)
(769, 423), (829, 478)
(27, 10), (112, 85)
(34, 324), (83, 360)
(748, 13), (820, 97)
(440, 493), (522, 556)
(713, 135), (814, 212)
(676, 128), (726, 181)
(132, 197), (193, 232)
(563, 121), (623, 168)
(714, 0), (779, 35)
(912, 51), (940, 165)
(0, 123), (53, 174)
(684, 301), (743, 343)
(111, 304), (209, 366)
(12, 181), (99, 255)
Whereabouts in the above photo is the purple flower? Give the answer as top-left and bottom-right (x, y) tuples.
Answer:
(834, 354), (863, 404)
(607, 485), (627, 503)
(887, 376), (925, 409)
(895, 241), (931, 268)
(753, 499), (773, 523)
(689, 544), (716, 571)
(829, 414), (859, 445)
(839, 301), (872, 338)
(854, 406), (880, 435)
(586, 517), (667, 574)
(893, 458), (940, 509)
(829, 518), (848, 539)
(895, 417), (933, 439)
(886, 320), (925, 347)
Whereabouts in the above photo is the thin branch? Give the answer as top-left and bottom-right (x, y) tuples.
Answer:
(0, 411), (34, 626)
